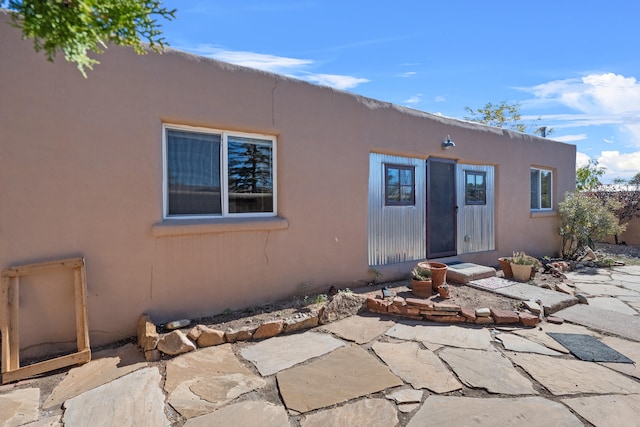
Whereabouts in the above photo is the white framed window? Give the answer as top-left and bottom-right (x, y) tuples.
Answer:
(530, 167), (552, 210)
(163, 124), (276, 219)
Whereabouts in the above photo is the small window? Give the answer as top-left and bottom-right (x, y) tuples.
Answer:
(164, 125), (276, 218)
(531, 167), (552, 210)
(465, 171), (486, 205)
(385, 164), (415, 206)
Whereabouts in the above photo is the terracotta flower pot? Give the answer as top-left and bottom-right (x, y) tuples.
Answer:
(498, 257), (514, 279)
(417, 261), (448, 288)
(510, 263), (533, 282)
(437, 285), (450, 299)
(411, 279), (433, 298)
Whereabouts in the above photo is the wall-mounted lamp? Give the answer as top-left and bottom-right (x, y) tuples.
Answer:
(442, 135), (456, 150)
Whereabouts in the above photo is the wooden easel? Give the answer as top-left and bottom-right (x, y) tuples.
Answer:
(1, 257), (91, 384)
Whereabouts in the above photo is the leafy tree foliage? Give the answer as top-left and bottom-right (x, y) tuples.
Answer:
(4, 0), (176, 76)
(576, 159), (606, 191)
(559, 191), (625, 258)
(629, 172), (640, 187)
(463, 101), (552, 136)
(588, 190), (640, 244)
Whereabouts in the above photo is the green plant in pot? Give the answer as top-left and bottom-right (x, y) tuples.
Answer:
(509, 252), (539, 282)
(410, 266), (433, 298)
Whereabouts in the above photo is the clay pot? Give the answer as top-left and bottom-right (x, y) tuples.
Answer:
(498, 257), (514, 279)
(510, 263), (533, 282)
(437, 285), (450, 299)
(417, 261), (448, 288)
(411, 279), (434, 298)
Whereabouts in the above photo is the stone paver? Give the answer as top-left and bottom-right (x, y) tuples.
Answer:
(439, 348), (537, 395)
(372, 341), (462, 393)
(276, 344), (402, 413)
(510, 328), (569, 353)
(386, 323), (493, 349)
(494, 282), (577, 313)
(588, 296), (639, 315)
(165, 344), (265, 418)
(386, 388), (423, 404)
(574, 282), (640, 297)
(26, 415), (63, 426)
(555, 304), (640, 341)
(407, 396), (582, 427)
(320, 314), (395, 344)
(495, 333), (563, 356)
(63, 367), (168, 427)
(508, 352), (640, 395)
(183, 400), (290, 427)
(300, 398), (398, 427)
(562, 394), (640, 426)
(599, 336), (640, 380)
(240, 331), (345, 376)
(0, 388), (39, 427)
(45, 343), (146, 409)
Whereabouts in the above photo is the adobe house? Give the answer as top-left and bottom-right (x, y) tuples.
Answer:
(0, 12), (575, 356)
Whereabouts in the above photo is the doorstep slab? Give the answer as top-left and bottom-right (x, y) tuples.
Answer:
(446, 263), (496, 284)
(407, 396), (582, 427)
(554, 304), (640, 342)
(276, 344), (402, 413)
(493, 283), (578, 313)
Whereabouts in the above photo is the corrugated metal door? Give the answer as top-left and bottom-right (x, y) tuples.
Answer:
(456, 164), (495, 253)
(368, 153), (426, 266)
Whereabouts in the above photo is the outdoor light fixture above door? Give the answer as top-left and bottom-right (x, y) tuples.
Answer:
(442, 135), (456, 150)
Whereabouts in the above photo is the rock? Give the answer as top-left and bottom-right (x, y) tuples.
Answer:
(519, 312), (540, 327)
(283, 313), (319, 333)
(386, 388), (424, 404)
(157, 330), (196, 356)
(366, 297), (391, 313)
(490, 308), (519, 324)
(187, 325), (204, 341)
(555, 283), (575, 295)
(252, 320), (284, 340)
(546, 316), (564, 324)
(475, 316), (494, 325)
(460, 307), (476, 322)
(522, 300), (542, 315)
(165, 319), (191, 330)
(319, 292), (367, 324)
(137, 314), (159, 352)
(576, 293), (589, 304)
(224, 326), (256, 342)
(196, 326), (225, 347)
(476, 307), (491, 317)
(145, 349), (161, 362)
(391, 296), (406, 307)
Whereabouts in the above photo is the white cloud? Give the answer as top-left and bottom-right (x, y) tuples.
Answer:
(597, 150), (640, 180)
(523, 73), (640, 147)
(304, 74), (370, 90)
(404, 95), (422, 104)
(398, 71), (417, 78)
(576, 151), (591, 168)
(553, 134), (587, 143)
(604, 137), (615, 143)
(181, 45), (369, 90)
(434, 96), (446, 102)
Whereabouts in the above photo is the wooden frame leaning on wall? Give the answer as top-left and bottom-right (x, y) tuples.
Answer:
(0, 257), (91, 384)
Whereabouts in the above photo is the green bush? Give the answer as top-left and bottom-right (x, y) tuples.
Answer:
(559, 191), (625, 258)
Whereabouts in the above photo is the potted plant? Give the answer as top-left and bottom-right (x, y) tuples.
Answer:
(437, 284), (451, 299)
(410, 266), (433, 298)
(416, 261), (448, 289)
(509, 252), (539, 282)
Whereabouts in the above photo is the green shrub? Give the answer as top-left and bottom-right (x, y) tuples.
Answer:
(559, 191), (625, 258)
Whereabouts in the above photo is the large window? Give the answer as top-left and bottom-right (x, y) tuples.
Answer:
(164, 125), (276, 218)
(385, 164), (415, 206)
(465, 170), (486, 205)
(531, 167), (552, 210)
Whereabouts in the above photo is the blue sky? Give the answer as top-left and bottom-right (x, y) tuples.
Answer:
(160, 0), (640, 183)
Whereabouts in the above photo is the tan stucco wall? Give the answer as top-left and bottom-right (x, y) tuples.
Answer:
(0, 13), (576, 354)
(604, 216), (640, 246)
